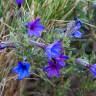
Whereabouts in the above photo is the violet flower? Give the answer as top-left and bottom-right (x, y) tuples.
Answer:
(26, 18), (45, 37)
(16, 0), (24, 8)
(12, 61), (30, 80)
(43, 55), (69, 78)
(43, 60), (61, 78)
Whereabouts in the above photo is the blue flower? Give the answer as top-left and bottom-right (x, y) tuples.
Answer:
(12, 61), (30, 80)
(89, 64), (96, 77)
(16, 0), (24, 8)
(75, 19), (82, 29)
(71, 31), (82, 38)
(43, 55), (69, 78)
(71, 19), (82, 38)
(45, 40), (62, 59)
(26, 18), (45, 37)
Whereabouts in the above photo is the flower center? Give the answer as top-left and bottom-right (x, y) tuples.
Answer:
(30, 25), (35, 30)
(21, 64), (27, 70)
(51, 64), (57, 69)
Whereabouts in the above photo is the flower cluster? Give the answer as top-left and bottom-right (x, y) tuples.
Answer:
(11, 2), (95, 80)
(44, 40), (69, 78)
(12, 18), (45, 80)
(11, 16), (70, 79)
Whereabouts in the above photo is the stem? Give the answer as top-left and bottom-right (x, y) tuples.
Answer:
(0, 42), (16, 49)
(51, 85), (56, 96)
(29, 40), (46, 49)
(75, 58), (89, 67)
(0, 40), (46, 50)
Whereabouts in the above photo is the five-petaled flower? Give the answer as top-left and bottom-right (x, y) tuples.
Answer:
(26, 18), (45, 37)
(71, 19), (82, 38)
(43, 55), (69, 78)
(16, 0), (24, 8)
(12, 61), (30, 80)
(45, 40), (62, 59)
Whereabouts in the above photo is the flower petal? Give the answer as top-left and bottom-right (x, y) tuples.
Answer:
(48, 68), (60, 78)
(32, 18), (41, 26)
(12, 66), (20, 73)
(28, 29), (34, 36)
(45, 41), (62, 59)
(72, 31), (82, 38)
(16, 0), (23, 7)
(27, 18), (45, 37)
(18, 70), (29, 80)
(90, 64), (96, 77)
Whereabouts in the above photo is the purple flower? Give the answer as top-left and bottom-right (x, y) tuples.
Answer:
(16, 0), (24, 8)
(12, 61), (30, 80)
(89, 64), (96, 77)
(43, 55), (69, 78)
(43, 60), (61, 78)
(45, 40), (62, 59)
(26, 18), (45, 37)
(71, 19), (82, 38)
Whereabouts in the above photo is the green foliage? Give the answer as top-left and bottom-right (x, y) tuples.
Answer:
(56, 79), (71, 96)
(0, 0), (2, 17)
